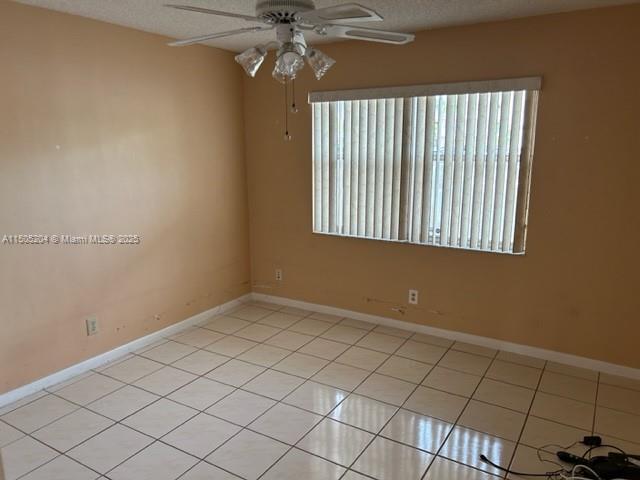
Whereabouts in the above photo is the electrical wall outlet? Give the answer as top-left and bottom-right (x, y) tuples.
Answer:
(86, 316), (99, 336)
(275, 269), (283, 281)
(408, 289), (419, 305)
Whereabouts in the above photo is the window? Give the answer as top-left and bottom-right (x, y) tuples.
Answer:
(309, 77), (540, 254)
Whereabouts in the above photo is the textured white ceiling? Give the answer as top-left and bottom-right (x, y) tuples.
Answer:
(14, 0), (640, 52)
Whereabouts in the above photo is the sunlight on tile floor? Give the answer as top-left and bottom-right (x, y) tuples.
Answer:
(1, 300), (639, 480)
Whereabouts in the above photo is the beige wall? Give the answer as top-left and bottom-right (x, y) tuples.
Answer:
(245, 5), (640, 369)
(0, 2), (251, 394)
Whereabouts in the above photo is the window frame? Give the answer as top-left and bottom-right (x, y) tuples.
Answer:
(309, 77), (541, 255)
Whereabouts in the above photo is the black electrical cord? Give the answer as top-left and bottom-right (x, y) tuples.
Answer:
(479, 454), (564, 477)
(479, 437), (634, 479)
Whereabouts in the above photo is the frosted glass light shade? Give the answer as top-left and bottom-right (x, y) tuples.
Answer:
(235, 47), (267, 77)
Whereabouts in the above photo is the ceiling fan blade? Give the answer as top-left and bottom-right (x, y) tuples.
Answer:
(297, 3), (382, 24)
(318, 24), (415, 45)
(165, 4), (262, 22)
(168, 26), (271, 47)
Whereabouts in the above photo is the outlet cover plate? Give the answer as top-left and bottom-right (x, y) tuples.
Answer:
(408, 290), (419, 305)
(86, 316), (99, 336)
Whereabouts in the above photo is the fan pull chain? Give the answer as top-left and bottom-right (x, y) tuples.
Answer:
(291, 79), (299, 113)
(284, 80), (291, 141)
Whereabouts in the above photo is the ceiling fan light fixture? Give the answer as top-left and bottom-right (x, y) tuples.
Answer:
(305, 47), (336, 80)
(166, 1), (414, 141)
(235, 46), (267, 77)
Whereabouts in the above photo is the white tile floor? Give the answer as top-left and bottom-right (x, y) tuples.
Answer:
(1, 300), (639, 480)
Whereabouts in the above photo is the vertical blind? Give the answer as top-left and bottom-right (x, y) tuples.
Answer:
(310, 77), (540, 254)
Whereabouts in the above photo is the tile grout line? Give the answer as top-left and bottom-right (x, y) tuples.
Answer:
(103, 306), (324, 480)
(593, 371), (600, 436)
(211, 312), (405, 479)
(119, 334), (574, 427)
(170, 307), (369, 480)
(417, 347), (502, 480)
(175, 304), (345, 480)
(42, 340), (258, 479)
(502, 359), (548, 479)
(339, 335), (455, 480)
(364, 339), (451, 480)
(590, 371), (601, 460)
(183, 326), (390, 478)
(267, 329), (435, 478)
(157, 326), (572, 401)
(271, 326), (421, 480)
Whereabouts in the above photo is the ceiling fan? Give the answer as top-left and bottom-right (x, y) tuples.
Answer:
(165, 1), (415, 139)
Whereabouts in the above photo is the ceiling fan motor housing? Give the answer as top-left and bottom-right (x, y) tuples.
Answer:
(256, 0), (316, 23)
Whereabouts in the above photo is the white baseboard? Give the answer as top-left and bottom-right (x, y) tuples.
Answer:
(253, 293), (640, 381)
(0, 293), (252, 409)
(3, 290), (637, 410)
